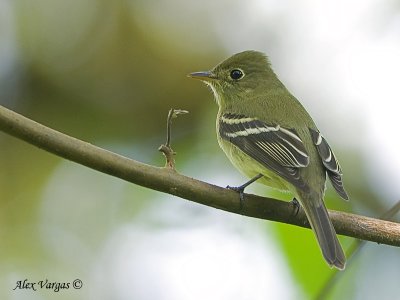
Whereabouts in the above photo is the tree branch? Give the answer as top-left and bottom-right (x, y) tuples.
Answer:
(1, 104), (399, 246)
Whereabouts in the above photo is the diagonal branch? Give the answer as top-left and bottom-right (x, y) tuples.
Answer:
(0, 104), (400, 246)
(315, 200), (400, 300)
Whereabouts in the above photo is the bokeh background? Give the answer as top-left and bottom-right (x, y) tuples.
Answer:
(1, 0), (400, 299)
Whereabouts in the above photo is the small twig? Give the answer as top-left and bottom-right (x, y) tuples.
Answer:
(158, 108), (189, 169)
(315, 200), (400, 300)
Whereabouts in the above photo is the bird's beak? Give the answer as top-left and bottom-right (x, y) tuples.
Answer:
(187, 71), (216, 82)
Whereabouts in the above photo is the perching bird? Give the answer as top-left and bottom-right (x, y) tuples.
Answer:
(189, 50), (348, 269)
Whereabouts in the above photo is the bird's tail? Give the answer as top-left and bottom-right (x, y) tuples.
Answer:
(298, 191), (346, 270)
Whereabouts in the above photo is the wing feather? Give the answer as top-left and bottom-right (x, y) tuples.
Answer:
(309, 128), (349, 200)
(219, 113), (309, 189)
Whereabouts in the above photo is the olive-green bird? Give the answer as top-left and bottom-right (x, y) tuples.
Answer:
(189, 50), (348, 269)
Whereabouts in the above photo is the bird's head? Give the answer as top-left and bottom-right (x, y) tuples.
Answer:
(189, 50), (280, 106)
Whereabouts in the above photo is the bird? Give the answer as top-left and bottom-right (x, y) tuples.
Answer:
(189, 50), (348, 269)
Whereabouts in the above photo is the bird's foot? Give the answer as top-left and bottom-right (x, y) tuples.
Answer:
(226, 174), (263, 211)
(227, 185), (246, 210)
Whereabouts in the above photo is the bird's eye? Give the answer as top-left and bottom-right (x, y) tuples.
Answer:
(230, 69), (244, 80)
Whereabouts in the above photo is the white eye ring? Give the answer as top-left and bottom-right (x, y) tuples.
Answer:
(230, 69), (245, 80)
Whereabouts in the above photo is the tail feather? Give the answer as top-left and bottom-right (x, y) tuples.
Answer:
(298, 192), (346, 270)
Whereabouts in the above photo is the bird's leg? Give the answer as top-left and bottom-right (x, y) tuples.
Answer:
(291, 198), (300, 217)
(227, 173), (263, 209)
(227, 173), (263, 194)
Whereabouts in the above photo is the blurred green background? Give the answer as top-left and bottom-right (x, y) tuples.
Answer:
(1, 1), (400, 299)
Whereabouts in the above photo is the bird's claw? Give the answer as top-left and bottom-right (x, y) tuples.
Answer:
(227, 185), (246, 211)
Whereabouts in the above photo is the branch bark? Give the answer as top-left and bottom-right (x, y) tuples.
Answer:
(1, 104), (399, 246)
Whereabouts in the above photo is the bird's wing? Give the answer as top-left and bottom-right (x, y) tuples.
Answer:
(309, 128), (349, 200)
(219, 113), (309, 190)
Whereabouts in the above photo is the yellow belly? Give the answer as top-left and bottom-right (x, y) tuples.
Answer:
(218, 137), (291, 192)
